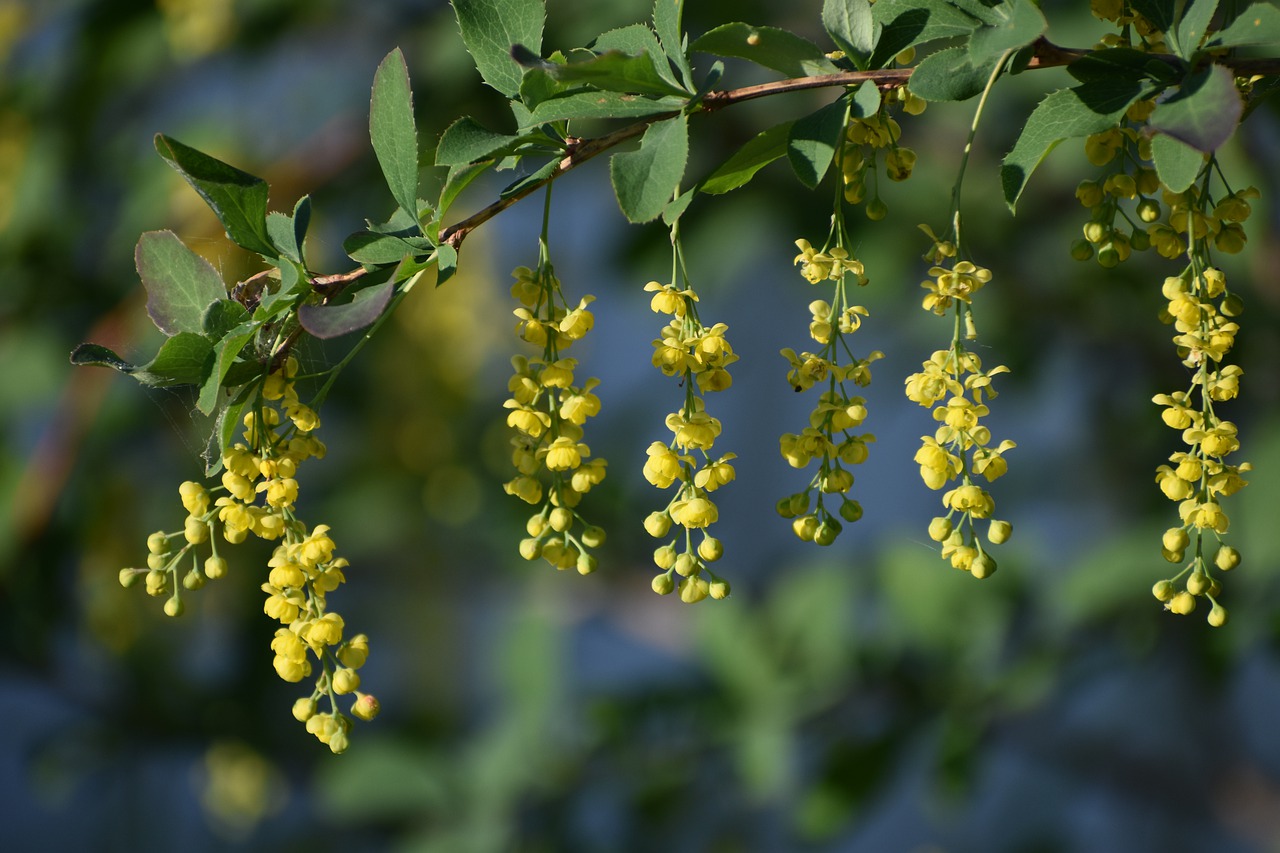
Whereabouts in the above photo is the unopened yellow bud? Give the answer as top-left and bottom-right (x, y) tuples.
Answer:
(652, 573), (675, 595)
(549, 507), (573, 532)
(654, 545), (677, 570)
(581, 526), (606, 548)
(644, 511), (672, 538)
(147, 532), (170, 555)
(204, 555), (228, 579)
(1208, 604), (1229, 627)
(709, 578), (731, 599)
(674, 553), (698, 577)
(1162, 528), (1190, 554)
(814, 520), (841, 546)
(1186, 571), (1210, 596)
(526, 514), (548, 537)
(793, 515), (819, 542)
(352, 692), (381, 722)
(1152, 580), (1176, 601)
(293, 697), (318, 722)
(839, 500), (863, 523)
(332, 668), (360, 695)
(1168, 591), (1196, 615)
(163, 596), (184, 617)
(576, 553), (598, 575)
(519, 538), (542, 561)
(970, 553), (997, 579)
(928, 517), (952, 542)
(182, 567), (205, 590)
(119, 568), (143, 588)
(678, 576), (710, 604)
(698, 536), (723, 562)
(988, 519), (1012, 545)
(1215, 545), (1240, 571)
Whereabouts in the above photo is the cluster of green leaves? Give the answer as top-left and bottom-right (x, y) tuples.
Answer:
(1003, 0), (1280, 207)
(68, 0), (1280, 471)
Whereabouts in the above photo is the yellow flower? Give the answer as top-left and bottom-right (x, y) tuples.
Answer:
(543, 437), (587, 471)
(643, 442), (684, 488)
(558, 295), (596, 340)
(670, 496), (718, 529)
(693, 454), (737, 492)
(666, 408), (721, 451)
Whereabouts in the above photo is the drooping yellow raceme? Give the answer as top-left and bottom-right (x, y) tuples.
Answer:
(504, 263), (608, 578)
(643, 269), (735, 603)
(905, 233), (1015, 578)
(778, 238), (880, 545)
(120, 357), (378, 751)
(1150, 232), (1251, 626)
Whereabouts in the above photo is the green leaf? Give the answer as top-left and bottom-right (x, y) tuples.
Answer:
(197, 322), (256, 415)
(851, 79), (881, 117)
(437, 161), (493, 223)
(871, 0), (981, 67)
(906, 46), (995, 102)
(967, 0), (1046, 67)
(69, 343), (134, 373)
(135, 230), (227, 337)
(208, 387), (254, 476)
(787, 98), (847, 188)
(823, 0), (876, 70)
(499, 158), (558, 199)
(1207, 3), (1280, 48)
(654, 0), (695, 89)
(1176, 0), (1219, 56)
(1067, 47), (1183, 84)
(700, 120), (793, 194)
(1128, 0), (1176, 35)
(371, 48), (421, 223)
(529, 91), (684, 124)
(434, 244), (459, 287)
(453, 0), (545, 97)
(266, 211), (302, 263)
(1151, 133), (1206, 194)
(609, 114), (688, 223)
(436, 117), (524, 167)
(139, 332), (215, 387)
(344, 231), (433, 265)
(298, 279), (396, 340)
(1149, 64), (1242, 152)
(1001, 79), (1150, 211)
(541, 50), (691, 98)
(154, 135), (276, 257)
(201, 299), (250, 338)
(691, 23), (838, 77)
(594, 24), (665, 63)
(662, 186), (695, 225)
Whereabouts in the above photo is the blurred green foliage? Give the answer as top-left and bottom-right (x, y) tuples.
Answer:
(4, 0), (1280, 851)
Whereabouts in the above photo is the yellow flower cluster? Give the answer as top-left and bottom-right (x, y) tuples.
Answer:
(839, 95), (919, 219)
(1151, 262), (1250, 624)
(777, 239), (881, 544)
(504, 264), (607, 574)
(907, 231), (1014, 578)
(122, 357), (378, 751)
(642, 279), (735, 603)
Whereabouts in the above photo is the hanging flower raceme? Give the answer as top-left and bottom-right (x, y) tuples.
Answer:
(123, 357), (377, 752)
(642, 267), (735, 603)
(777, 238), (881, 544)
(504, 260), (607, 576)
(1149, 171), (1252, 626)
(838, 86), (921, 220)
(906, 230), (1015, 578)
